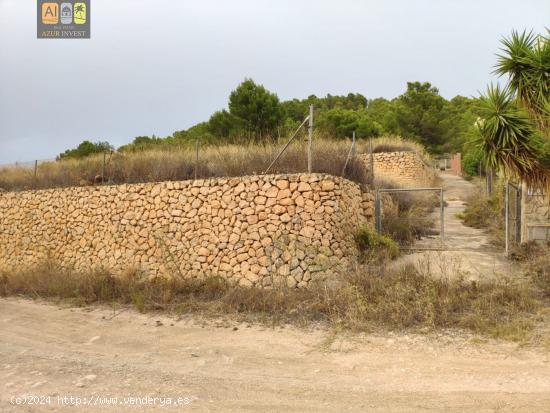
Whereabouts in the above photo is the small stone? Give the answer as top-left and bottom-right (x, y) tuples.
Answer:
(297, 182), (312, 192)
(280, 213), (291, 223)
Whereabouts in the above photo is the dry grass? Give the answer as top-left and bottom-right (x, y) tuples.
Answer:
(370, 135), (427, 156)
(0, 260), (541, 340)
(518, 243), (550, 297)
(0, 138), (372, 191)
(458, 179), (505, 247)
(372, 177), (440, 246)
(0, 135), (430, 192)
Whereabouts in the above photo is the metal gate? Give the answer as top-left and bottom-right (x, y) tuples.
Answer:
(505, 181), (522, 254)
(375, 188), (445, 250)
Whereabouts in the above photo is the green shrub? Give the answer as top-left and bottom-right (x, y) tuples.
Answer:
(354, 226), (400, 261)
(461, 149), (483, 176)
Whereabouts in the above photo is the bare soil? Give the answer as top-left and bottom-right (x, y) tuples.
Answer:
(1, 298), (550, 412)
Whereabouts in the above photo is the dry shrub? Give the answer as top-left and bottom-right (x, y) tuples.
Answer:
(521, 244), (550, 297)
(0, 135), (431, 192)
(372, 177), (440, 246)
(459, 180), (505, 247)
(0, 139), (369, 191)
(370, 135), (427, 156)
(0, 260), (540, 340)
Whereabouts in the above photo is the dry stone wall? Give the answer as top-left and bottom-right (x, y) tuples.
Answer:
(360, 151), (436, 187)
(0, 174), (374, 288)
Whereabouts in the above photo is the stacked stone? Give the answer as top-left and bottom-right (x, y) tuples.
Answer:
(361, 192), (375, 220)
(360, 152), (435, 188)
(0, 173), (371, 288)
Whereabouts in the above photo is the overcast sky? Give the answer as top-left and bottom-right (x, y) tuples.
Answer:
(0, 0), (548, 164)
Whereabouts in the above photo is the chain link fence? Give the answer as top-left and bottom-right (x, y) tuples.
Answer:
(0, 141), (369, 192)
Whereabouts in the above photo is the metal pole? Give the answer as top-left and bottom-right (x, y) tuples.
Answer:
(489, 170), (494, 196)
(307, 104), (313, 173)
(264, 115), (310, 175)
(375, 190), (381, 233)
(369, 136), (374, 183)
(440, 188), (445, 242)
(341, 131), (356, 176)
(516, 185), (522, 243)
(505, 180), (509, 255)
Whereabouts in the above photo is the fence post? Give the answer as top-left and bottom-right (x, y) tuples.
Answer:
(375, 190), (381, 233)
(341, 131), (356, 176)
(516, 185), (522, 243)
(34, 160), (38, 179)
(264, 115), (310, 175)
(486, 170), (493, 196)
(369, 136), (374, 183)
(307, 104), (313, 173)
(440, 188), (445, 242)
(505, 180), (509, 255)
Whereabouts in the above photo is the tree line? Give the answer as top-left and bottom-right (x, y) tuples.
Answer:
(58, 78), (482, 164)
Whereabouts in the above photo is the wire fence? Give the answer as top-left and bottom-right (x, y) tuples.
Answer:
(0, 125), (369, 192)
(0, 158), (57, 170)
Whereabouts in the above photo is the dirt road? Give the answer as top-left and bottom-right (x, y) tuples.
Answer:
(399, 172), (519, 279)
(1, 298), (549, 412)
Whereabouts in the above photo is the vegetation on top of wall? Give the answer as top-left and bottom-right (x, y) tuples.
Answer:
(0, 134), (439, 192)
(370, 135), (427, 155)
(0, 139), (370, 191)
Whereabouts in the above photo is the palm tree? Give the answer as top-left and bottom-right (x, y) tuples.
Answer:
(477, 30), (550, 188)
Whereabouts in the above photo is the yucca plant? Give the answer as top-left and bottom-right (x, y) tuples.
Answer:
(477, 84), (550, 187)
(495, 30), (550, 131)
(477, 30), (550, 188)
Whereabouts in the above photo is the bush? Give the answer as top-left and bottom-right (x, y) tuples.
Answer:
(459, 180), (504, 246)
(354, 226), (400, 261)
(371, 181), (440, 246)
(461, 149), (483, 176)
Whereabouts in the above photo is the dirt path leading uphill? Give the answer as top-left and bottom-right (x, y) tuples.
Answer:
(1, 298), (550, 413)
(399, 172), (519, 280)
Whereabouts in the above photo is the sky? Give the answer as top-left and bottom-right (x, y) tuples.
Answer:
(0, 0), (548, 164)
